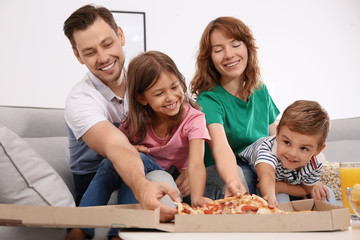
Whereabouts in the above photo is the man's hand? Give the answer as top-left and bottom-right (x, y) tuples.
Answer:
(175, 170), (190, 197)
(224, 180), (247, 198)
(310, 182), (330, 201)
(138, 181), (180, 222)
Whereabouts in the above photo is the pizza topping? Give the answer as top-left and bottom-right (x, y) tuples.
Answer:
(241, 205), (259, 213)
(175, 194), (287, 215)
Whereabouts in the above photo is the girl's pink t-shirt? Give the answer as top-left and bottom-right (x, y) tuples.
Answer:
(120, 103), (210, 171)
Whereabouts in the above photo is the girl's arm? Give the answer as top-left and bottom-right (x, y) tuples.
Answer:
(188, 138), (212, 207)
(207, 123), (247, 197)
(256, 163), (277, 208)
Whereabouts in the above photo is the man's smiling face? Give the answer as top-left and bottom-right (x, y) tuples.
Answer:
(72, 17), (125, 84)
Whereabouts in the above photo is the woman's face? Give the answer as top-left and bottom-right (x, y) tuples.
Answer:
(210, 29), (248, 82)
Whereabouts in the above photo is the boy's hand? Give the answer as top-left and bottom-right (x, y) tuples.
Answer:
(224, 180), (247, 198)
(191, 196), (212, 208)
(263, 194), (278, 208)
(134, 144), (150, 153)
(310, 182), (330, 201)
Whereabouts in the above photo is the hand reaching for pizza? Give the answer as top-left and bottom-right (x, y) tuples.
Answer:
(191, 195), (213, 208)
(224, 180), (248, 198)
(262, 194), (277, 208)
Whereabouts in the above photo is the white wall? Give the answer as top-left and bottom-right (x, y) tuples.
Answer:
(1, 0), (359, 119)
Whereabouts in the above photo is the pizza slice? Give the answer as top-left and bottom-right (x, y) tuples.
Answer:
(175, 193), (286, 215)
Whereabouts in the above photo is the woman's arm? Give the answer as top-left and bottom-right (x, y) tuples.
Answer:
(188, 138), (212, 207)
(207, 123), (247, 197)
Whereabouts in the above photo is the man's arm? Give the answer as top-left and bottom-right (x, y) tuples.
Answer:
(82, 120), (180, 221)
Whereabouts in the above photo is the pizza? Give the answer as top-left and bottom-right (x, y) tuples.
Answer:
(174, 193), (286, 215)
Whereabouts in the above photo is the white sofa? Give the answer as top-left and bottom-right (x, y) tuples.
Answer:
(0, 105), (359, 239)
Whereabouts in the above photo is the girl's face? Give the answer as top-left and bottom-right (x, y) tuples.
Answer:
(137, 72), (184, 120)
(210, 29), (248, 82)
(276, 126), (324, 171)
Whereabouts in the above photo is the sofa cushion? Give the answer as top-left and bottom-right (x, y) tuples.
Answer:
(23, 136), (75, 198)
(0, 125), (74, 207)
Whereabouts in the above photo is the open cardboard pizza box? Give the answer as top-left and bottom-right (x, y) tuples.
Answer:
(0, 199), (351, 232)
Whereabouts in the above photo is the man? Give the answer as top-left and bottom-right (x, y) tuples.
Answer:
(63, 4), (179, 239)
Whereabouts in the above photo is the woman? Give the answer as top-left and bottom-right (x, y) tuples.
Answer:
(190, 16), (279, 198)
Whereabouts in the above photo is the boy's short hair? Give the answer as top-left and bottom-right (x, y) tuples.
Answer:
(277, 100), (330, 147)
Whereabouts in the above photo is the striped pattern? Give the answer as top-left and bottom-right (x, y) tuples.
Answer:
(239, 136), (325, 186)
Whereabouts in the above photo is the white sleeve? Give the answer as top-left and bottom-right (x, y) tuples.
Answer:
(65, 87), (107, 140)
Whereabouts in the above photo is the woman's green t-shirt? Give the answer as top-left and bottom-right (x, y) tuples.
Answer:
(197, 83), (280, 167)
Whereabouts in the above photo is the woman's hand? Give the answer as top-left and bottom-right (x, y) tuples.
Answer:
(191, 196), (212, 208)
(176, 170), (190, 197)
(224, 180), (247, 198)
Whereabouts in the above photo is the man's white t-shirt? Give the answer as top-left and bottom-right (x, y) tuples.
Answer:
(65, 72), (128, 175)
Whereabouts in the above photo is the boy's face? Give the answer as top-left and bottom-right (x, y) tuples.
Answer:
(72, 18), (125, 85)
(276, 126), (325, 171)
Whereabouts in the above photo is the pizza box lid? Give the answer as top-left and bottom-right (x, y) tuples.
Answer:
(0, 203), (159, 229)
(0, 199), (351, 232)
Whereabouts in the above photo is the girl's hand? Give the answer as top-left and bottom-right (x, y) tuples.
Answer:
(191, 196), (212, 208)
(134, 145), (150, 153)
(176, 170), (190, 197)
(262, 193), (277, 208)
(224, 180), (247, 198)
(310, 182), (330, 201)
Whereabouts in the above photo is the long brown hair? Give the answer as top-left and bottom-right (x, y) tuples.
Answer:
(125, 51), (199, 144)
(190, 16), (261, 99)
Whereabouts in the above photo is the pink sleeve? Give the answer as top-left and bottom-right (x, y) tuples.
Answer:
(184, 113), (211, 142)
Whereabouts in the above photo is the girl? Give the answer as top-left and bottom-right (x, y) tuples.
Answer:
(121, 50), (212, 207)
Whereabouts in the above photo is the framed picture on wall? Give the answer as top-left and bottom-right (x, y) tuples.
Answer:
(111, 11), (146, 67)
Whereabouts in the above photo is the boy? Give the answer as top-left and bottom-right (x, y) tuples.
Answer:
(238, 100), (332, 208)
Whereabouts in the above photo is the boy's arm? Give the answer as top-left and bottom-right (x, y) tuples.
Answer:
(276, 181), (329, 201)
(275, 181), (311, 197)
(307, 182), (330, 201)
(256, 162), (277, 208)
(187, 138), (212, 207)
